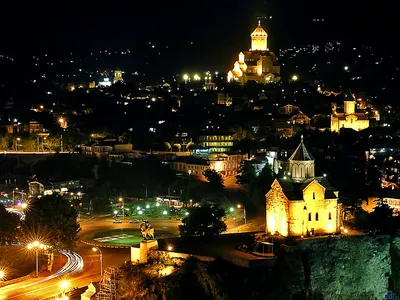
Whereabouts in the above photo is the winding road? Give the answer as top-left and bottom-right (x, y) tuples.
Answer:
(0, 215), (180, 299)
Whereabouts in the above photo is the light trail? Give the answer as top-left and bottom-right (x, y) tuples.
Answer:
(6, 208), (25, 220)
(21, 250), (84, 288)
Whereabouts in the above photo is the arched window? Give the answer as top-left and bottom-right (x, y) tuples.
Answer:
(308, 213), (312, 221)
(313, 192), (315, 200)
(315, 213), (319, 221)
(328, 212), (332, 220)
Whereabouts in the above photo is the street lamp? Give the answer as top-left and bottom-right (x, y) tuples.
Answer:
(183, 74), (189, 83)
(58, 117), (66, 151)
(229, 207), (234, 213)
(0, 270), (5, 281)
(60, 280), (69, 296)
(92, 247), (103, 277)
(237, 204), (247, 224)
(119, 197), (124, 218)
(27, 241), (46, 277)
(292, 75), (298, 81)
(15, 137), (21, 151)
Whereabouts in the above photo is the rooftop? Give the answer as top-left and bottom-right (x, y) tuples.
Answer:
(289, 137), (314, 161)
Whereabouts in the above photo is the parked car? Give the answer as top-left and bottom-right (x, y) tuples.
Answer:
(113, 219), (122, 224)
(129, 219), (140, 224)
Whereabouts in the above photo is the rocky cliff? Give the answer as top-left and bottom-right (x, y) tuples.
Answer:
(275, 235), (393, 299)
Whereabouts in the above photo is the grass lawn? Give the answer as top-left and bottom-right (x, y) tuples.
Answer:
(88, 229), (174, 246)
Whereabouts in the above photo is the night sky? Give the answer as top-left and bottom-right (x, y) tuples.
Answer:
(0, 0), (397, 71)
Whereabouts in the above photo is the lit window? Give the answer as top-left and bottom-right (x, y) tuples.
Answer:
(313, 192), (315, 200)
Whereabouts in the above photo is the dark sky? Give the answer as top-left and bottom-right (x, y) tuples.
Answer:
(0, 0), (397, 71)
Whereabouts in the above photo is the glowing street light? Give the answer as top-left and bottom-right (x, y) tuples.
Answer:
(119, 197), (125, 218)
(163, 210), (168, 215)
(138, 211), (143, 215)
(0, 270), (5, 280)
(344, 65), (349, 71)
(193, 74), (201, 81)
(183, 74), (189, 83)
(60, 280), (69, 296)
(21, 202), (28, 209)
(167, 245), (173, 251)
(291, 75), (298, 81)
(92, 247), (103, 277)
(146, 205), (150, 209)
(27, 241), (47, 277)
(237, 204), (247, 224)
(229, 207), (234, 213)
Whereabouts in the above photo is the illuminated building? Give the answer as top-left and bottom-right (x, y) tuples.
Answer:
(331, 97), (369, 132)
(99, 78), (112, 87)
(169, 153), (247, 178)
(88, 81), (96, 89)
(266, 137), (342, 236)
(198, 132), (235, 153)
(113, 70), (123, 83)
(217, 93), (232, 106)
(227, 20), (280, 84)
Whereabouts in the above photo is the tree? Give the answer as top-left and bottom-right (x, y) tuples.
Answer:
(0, 204), (20, 245)
(247, 163), (275, 209)
(22, 195), (81, 249)
(236, 161), (257, 187)
(203, 169), (224, 190)
(179, 204), (227, 237)
(368, 201), (397, 234)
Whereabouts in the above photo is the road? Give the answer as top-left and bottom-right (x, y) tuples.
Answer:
(0, 216), (180, 299)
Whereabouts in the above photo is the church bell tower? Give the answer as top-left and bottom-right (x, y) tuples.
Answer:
(251, 20), (268, 51)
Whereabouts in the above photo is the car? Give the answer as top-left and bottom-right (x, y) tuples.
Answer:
(113, 219), (122, 224)
(129, 219), (140, 223)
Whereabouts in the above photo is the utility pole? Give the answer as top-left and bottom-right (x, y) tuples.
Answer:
(60, 134), (63, 152)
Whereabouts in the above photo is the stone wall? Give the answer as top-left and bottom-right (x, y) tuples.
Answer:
(277, 235), (391, 299)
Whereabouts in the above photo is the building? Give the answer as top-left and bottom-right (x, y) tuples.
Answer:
(198, 132), (235, 153)
(113, 70), (123, 83)
(227, 21), (280, 84)
(217, 93), (232, 106)
(169, 153), (247, 179)
(363, 191), (400, 214)
(331, 98), (369, 132)
(266, 137), (342, 236)
(81, 138), (133, 159)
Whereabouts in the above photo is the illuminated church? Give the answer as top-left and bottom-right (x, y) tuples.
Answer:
(266, 137), (342, 236)
(331, 96), (370, 132)
(227, 21), (280, 84)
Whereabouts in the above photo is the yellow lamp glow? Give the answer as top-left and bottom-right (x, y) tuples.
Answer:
(292, 75), (298, 81)
(0, 270), (5, 279)
(61, 280), (69, 290)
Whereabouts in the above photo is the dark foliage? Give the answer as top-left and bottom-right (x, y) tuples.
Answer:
(179, 204), (227, 237)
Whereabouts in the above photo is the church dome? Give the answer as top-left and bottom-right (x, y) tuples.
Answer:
(251, 23), (268, 37)
(289, 137), (314, 161)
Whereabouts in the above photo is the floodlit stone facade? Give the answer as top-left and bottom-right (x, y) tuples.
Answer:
(266, 138), (342, 236)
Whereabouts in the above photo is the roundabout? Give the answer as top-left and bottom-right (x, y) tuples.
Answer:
(79, 217), (181, 247)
